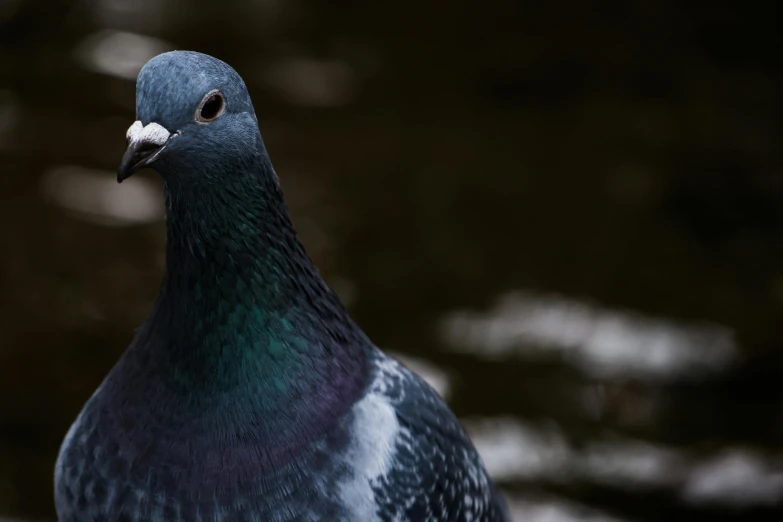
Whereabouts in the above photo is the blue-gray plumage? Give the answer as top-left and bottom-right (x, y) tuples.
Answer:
(54, 51), (510, 522)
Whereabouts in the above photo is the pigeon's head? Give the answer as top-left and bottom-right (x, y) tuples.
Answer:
(118, 51), (262, 183)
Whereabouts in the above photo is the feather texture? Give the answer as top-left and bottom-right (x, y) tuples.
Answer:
(54, 51), (509, 522)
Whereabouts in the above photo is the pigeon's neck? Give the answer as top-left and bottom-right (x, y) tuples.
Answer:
(125, 156), (369, 449)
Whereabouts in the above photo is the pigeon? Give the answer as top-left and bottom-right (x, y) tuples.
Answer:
(54, 51), (510, 522)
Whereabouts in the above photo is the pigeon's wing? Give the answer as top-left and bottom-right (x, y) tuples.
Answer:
(368, 352), (511, 522)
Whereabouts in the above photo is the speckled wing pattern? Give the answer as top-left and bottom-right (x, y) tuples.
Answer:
(365, 350), (510, 522)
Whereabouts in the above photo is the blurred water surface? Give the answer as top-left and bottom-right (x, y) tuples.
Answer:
(1, 1), (782, 520)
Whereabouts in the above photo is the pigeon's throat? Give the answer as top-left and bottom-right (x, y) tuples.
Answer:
(148, 178), (369, 400)
(160, 175), (313, 309)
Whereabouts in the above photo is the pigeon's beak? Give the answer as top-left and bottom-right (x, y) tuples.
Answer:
(118, 121), (178, 183)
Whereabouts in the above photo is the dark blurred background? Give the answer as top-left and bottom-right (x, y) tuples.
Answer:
(1, 1), (782, 521)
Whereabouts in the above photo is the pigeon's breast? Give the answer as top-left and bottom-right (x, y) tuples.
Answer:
(53, 352), (507, 521)
(53, 387), (359, 521)
(52, 366), (399, 522)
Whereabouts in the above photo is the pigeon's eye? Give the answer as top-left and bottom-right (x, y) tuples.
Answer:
(196, 90), (225, 123)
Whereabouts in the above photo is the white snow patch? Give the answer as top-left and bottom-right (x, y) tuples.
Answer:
(441, 290), (737, 380)
(41, 165), (163, 226)
(683, 449), (783, 506)
(74, 30), (171, 80)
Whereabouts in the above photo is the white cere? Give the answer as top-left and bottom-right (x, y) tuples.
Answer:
(125, 120), (170, 146)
